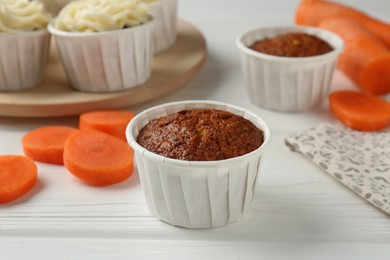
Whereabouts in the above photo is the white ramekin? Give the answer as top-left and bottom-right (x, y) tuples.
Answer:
(48, 20), (155, 93)
(0, 29), (51, 91)
(126, 100), (271, 229)
(236, 25), (344, 112)
(149, 0), (177, 53)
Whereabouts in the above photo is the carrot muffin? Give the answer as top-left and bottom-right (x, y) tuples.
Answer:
(137, 109), (264, 161)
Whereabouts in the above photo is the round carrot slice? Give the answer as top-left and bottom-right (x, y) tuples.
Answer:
(79, 110), (135, 141)
(0, 155), (37, 204)
(22, 126), (78, 165)
(63, 129), (134, 186)
(329, 90), (390, 131)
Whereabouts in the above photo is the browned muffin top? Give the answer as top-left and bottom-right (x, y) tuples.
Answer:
(137, 109), (264, 161)
(249, 32), (333, 57)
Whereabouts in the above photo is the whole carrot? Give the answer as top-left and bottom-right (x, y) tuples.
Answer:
(296, 0), (390, 49)
(318, 17), (390, 95)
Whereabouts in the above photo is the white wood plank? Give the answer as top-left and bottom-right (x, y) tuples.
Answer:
(1, 135), (389, 244)
(1, 239), (390, 260)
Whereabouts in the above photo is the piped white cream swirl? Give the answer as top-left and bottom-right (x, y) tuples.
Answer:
(54, 0), (152, 33)
(0, 0), (52, 33)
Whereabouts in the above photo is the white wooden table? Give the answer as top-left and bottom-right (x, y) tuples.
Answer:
(1, 0), (390, 259)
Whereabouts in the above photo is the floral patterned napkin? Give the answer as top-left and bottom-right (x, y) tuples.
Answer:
(286, 123), (390, 215)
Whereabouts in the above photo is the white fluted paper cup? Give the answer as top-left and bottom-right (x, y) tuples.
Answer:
(0, 29), (50, 91)
(48, 20), (155, 93)
(237, 25), (344, 112)
(149, 0), (177, 53)
(126, 100), (271, 229)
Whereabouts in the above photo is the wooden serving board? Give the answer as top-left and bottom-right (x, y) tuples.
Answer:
(0, 19), (207, 118)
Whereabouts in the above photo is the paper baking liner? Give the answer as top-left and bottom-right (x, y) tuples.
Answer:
(237, 25), (343, 112)
(48, 20), (154, 93)
(126, 100), (271, 228)
(149, 0), (177, 53)
(0, 29), (50, 91)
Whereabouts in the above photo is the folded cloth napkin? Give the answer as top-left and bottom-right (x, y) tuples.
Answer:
(286, 123), (390, 215)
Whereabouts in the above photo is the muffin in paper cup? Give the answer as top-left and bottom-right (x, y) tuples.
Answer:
(126, 100), (271, 229)
(236, 25), (344, 112)
(148, 0), (177, 53)
(0, 0), (51, 91)
(0, 30), (51, 91)
(48, 0), (155, 92)
(49, 22), (154, 92)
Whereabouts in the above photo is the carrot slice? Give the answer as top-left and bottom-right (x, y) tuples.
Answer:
(295, 0), (390, 49)
(22, 126), (78, 165)
(0, 155), (37, 204)
(63, 129), (133, 186)
(79, 110), (135, 141)
(318, 17), (390, 95)
(329, 90), (390, 131)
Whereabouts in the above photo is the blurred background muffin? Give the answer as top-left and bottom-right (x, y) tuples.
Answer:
(237, 25), (344, 112)
(0, 0), (52, 91)
(48, 0), (155, 92)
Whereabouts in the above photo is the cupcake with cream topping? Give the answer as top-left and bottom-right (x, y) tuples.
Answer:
(48, 0), (155, 92)
(0, 0), (52, 91)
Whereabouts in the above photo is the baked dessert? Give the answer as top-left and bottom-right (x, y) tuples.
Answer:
(237, 25), (343, 112)
(137, 109), (264, 161)
(126, 101), (271, 228)
(0, 0), (51, 91)
(48, 0), (154, 92)
(249, 32), (334, 57)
